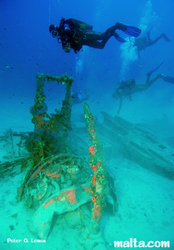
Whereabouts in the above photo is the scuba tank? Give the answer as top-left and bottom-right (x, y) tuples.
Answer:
(59, 18), (93, 40)
(70, 18), (93, 31)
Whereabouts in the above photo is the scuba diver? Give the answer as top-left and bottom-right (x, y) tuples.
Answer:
(134, 30), (171, 58)
(49, 17), (141, 53)
(112, 62), (174, 114)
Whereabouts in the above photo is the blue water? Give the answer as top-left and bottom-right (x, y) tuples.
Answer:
(1, 0), (174, 113)
(0, 0), (174, 249)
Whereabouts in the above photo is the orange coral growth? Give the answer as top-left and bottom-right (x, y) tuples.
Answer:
(82, 186), (91, 193)
(18, 188), (23, 194)
(66, 190), (77, 204)
(43, 198), (54, 208)
(88, 145), (96, 155)
(83, 102), (107, 225)
(92, 199), (103, 222)
(57, 190), (68, 201)
(91, 196), (96, 202)
(50, 173), (60, 179)
(92, 165), (97, 172)
(29, 164), (47, 181)
(34, 114), (44, 129)
(45, 170), (60, 179)
(88, 128), (95, 133)
(91, 174), (96, 185)
(92, 204), (102, 222)
(56, 189), (77, 204)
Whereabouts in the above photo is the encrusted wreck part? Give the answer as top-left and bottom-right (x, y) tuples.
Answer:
(45, 73), (74, 131)
(28, 183), (91, 239)
(59, 81), (73, 127)
(83, 102), (107, 233)
(30, 73), (47, 119)
(29, 74), (47, 162)
(30, 73), (74, 132)
(45, 73), (74, 86)
(28, 73), (74, 163)
(3, 129), (15, 161)
(16, 153), (89, 204)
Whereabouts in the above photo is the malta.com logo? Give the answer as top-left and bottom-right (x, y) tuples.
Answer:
(114, 238), (170, 248)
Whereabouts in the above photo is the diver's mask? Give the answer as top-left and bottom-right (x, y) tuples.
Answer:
(50, 25), (59, 38)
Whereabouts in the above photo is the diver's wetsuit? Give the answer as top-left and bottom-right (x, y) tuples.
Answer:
(112, 70), (174, 114)
(59, 18), (121, 53)
(134, 31), (171, 58)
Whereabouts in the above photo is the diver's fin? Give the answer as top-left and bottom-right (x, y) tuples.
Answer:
(162, 34), (171, 42)
(114, 32), (126, 43)
(115, 22), (141, 37)
(123, 26), (141, 37)
(159, 74), (174, 84)
(148, 61), (164, 75)
(146, 27), (153, 40)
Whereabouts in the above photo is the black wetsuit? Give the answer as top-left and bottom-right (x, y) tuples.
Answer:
(58, 18), (126, 53)
(113, 74), (163, 114)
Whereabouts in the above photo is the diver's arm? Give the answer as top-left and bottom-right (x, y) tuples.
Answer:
(117, 96), (123, 114)
(137, 50), (141, 59)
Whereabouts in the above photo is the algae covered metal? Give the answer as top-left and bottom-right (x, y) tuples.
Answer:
(15, 73), (109, 249)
